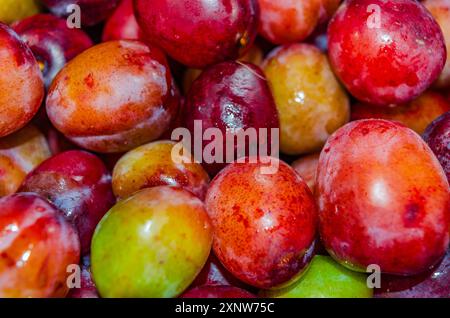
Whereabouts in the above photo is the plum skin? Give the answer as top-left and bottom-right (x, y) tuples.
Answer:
(328, 0), (446, 106)
(316, 119), (450, 276)
(181, 285), (256, 298)
(205, 157), (318, 289)
(134, 0), (260, 68)
(102, 0), (143, 41)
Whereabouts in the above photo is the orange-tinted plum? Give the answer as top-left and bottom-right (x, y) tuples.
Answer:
(12, 14), (93, 89)
(41, 0), (120, 26)
(102, 0), (143, 41)
(316, 119), (450, 275)
(0, 23), (44, 138)
(181, 285), (256, 298)
(328, 0), (446, 105)
(351, 91), (450, 134)
(205, 158), (317, 289)
(0, 125), (51, 197)
(0, 193), (80, 298)
(134, 0), (260, 68)
(423, 111), (450, 182)
(258, 0), (322, 44)
(291, 153), (320, 193)
(184, 61), (279, 176)
(46, 41), (178, 153)
(20, 150), (115, 255)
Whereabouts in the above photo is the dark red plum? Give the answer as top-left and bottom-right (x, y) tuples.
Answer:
(183, 61), (279, 176)
(181, 285), (256, 298)
(67, 256), (99, 298)
(103, 0), (143, 41)
(134, 0), (260, 68)
(41, 0), (121, 26)
(12, 14), (93, 89)
(20, 150), (115, 255)
(423, 112), (450, 182)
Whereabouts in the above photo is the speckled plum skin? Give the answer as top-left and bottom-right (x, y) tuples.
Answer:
(184, 61), (279, 176)
(102, 0), (143, 42)
(134, 0), (260, 68)
(423, 112), (450, 182)
(0, 193), (80, 298)
(328, 0), (446, 106)
(181, 285), (256, 298)
(0, 125), (51, 197)
(0, 23), (44, 138)
(12, 14), (93, 89)
(352, 91), (450, 134)
(205, 158), (317, 289)
(112, 140), (210, 200)
(46, 41), (178, 153)
(41, 0), (121, 26)
(317, 119), (450, 276)
(20, 150), (115, 255)
(91, 187), (213, 298)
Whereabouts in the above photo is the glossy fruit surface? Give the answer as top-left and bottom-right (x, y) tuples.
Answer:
(423, 112), (450, 182)
(291, 153), (320, 193)
(0, 125), (51, 197)
(20, 150), (115, 255)
(328, 0), (446, 105)
(263, 44), (349, 155)
(182, 285), (256, 298)
(41, 0), (120, 26)
(134, 0), (260, 68)
(184, 61), (279, 176)
(258, 0), (321, 44)
(205, 157), (317, 289)
(0, 23), (44, 138)
(351, 91), (450, 134)
(0, 0), (41, 24)
(12, 14), (93, 89)
(102, 0), (142, 41)
(260, 255), (373, 298)
(112, 140), (210, 200)
(423, 0), (450, 88)
(46, 40), (177, 153)
(91, 187), (212, 298)
(317, 119), (450, 275)
(0, 193), (80, 298)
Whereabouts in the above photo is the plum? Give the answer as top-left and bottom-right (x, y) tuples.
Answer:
(46, 40), (178, 153)
(12, 14), (93, 89)
(328, 0), (446, 105)
(0, 23), (44, 138)
(91, 187), (212, 298)
(263, 43), (350, 155)
(20, 150), (115, 255)
(316, 119), (450, 275)
(0, 193), (80, 298)
(102, 0), (143, 42)
(291, 153), (320, 193)
(67, 256), (99, 298)
(205, 157), (317, 289)
(181, 286), (256, 298)
(134, 0), (260, 68)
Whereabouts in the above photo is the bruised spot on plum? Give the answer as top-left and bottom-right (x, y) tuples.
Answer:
(84, 73), (95, 88)
(403, 202), (424, 227)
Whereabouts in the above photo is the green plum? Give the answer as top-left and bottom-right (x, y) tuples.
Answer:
(260, 255), (373, 298)
(91, 186), (213, 298)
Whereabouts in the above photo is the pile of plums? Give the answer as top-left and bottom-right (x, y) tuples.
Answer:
(0, 0), (449, 298)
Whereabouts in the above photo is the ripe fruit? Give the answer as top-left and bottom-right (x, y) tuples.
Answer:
(291, 153), (320, 193)
(316, 119), (450, 275)
(91, 187), (212, 298)
(67, 256), (98, 298)
(263, 43), (349, 155)
(182, 285), (256, 298)
(20, 150), (115, 255)
(0, 0), (41, 24)
(12, 14), (93, 89)
(0, 193), (80, 298)
(205, 158), (317, 289)
(423, 112), (450, 182)
(328, 0), (446, 105)
(351, 91), (450, 134)
(0, 125), (51, 197)
(260, 255), (373, 298)
(134, 0), (260, 68)
(102, 0), (143, 42)
(112, 140), (210, 200)
(0, 23), (44, 138)
(46, 40), (178, 153)
(184, 61), (279, 176)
